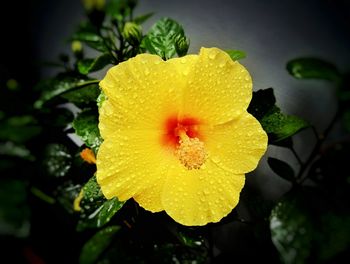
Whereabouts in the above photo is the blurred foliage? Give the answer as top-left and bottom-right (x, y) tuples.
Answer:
(1, 0), (349, 263)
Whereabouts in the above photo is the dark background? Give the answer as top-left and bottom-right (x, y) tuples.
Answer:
(1, 0), (350, 263)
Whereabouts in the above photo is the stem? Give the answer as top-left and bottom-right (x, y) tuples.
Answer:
(291, 146), (303, 167)
(98, 28), (118, 64)
(297, 109), (340, 183)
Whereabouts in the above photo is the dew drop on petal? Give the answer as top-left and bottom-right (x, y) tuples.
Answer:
(208, 50), (218, 59)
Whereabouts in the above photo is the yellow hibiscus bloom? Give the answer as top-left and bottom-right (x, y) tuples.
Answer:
(96, 47), (267, 226)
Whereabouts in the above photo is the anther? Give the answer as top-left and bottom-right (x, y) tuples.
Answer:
(175, 132), (207, 170)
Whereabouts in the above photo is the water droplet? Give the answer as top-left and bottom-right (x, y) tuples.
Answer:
(208, 50), (217, 59)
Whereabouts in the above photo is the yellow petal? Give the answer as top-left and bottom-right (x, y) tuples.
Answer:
(96, 130), (172, 201)
(133, 177), (166, 212)
(99, 54), (183, 139)
(161, 159), (245, 226)
(182, 47), (252, 125)
(202, 112), (268, 174)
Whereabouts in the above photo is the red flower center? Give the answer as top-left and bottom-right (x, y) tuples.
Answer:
(162, 116), (202, 148)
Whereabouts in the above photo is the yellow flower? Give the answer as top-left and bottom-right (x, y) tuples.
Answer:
(96, 47), (267, 226)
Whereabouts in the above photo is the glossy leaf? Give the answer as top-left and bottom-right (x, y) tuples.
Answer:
(72, 109), (103, 152)
(43, 144), (72, 178)
(34, 77), (100, 108)
(270, 189), (350, 263)
(79, 225), (121, 264)
(247, 88), (276, 120)
(143, 18), (186, 59)
(270, 194), (313, 264)
(61, 84), (101, 107)
(78, 54), (113, 75)
(77, 176), (125, 231)
(261, 106), (309, 142)
(225, 50), (246, 61)
(287, 58), (341, 83)
(267, 157), (295, 183)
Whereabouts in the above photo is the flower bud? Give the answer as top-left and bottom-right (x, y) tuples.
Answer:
(71, 41), (83, 60)
(123, 22), (142, 46)
(175, 35), (190, 57)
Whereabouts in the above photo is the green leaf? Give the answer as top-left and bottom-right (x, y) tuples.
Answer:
(134, 12), (154, 24)
(287, 58), (341, 83)
(0, 141), (34, 161)
(270, 189), (350, 263)
(247, 88), (276, 120)
(143, 17), (186, 59)
(267, 157), (295, 183)
(61, 84), (101, 107)
(43, 144), (72, 178)
(72, 24), (108, 53)
(270, 193), (313, 264)
(261, 106), (309, 142)
(73, 109), (103, 152)
(77, 176), (125, 231)
(79, 225), (121, 264)
(0, 180), (30, 238)
(78, 54), (113, 75)
(225, 50), (246, 61)
(0, 115), (41, 143)
(34, 77), (100, 108)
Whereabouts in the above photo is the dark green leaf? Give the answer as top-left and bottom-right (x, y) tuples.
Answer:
(267, 157), (295, 182)
(77, 176), (125, 231)
(270, 189), (350, 263)
(79, 225), (121, 264)
(261, 106), (309, 142)
(287, 58), (341, 83)
(61, 84), (101, 107)
(72, 109), (102, 152)
(0, 142), (34, 161)
(143, 17), (186, 59)
(247, 88), (276, 120)
(225, 50), (246, 61)
(78, 54), (113, 75)
(34, 77), (100, 108)
(49, 107), (75, 127)
(0, 180), (30, 238)
(0, 115), (41, 143)
(72, 22), (108, 52)
(270, 193), (313, 264)
(43, 144), (72, 178)
(134, 12), (154, 24)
